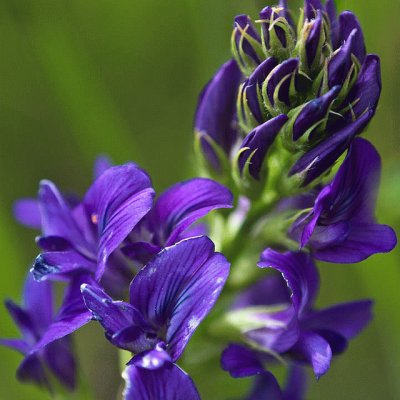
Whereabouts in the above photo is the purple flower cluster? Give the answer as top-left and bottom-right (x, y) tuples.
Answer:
(1, 1), (397, 399)
(195, 0), (381, 188)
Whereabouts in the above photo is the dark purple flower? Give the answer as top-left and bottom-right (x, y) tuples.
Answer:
(238, 114), (288, 180)
(81, 236), (230, 367)
(222, 249), (373, 379)
(0, 274), (76, 390)
(122, 363), (200, 400)
(194, 60), (242, 171)
(291, 138), (397, 263)
(232, 15), (263, 75)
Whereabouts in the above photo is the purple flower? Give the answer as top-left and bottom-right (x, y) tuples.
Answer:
(238, 114), (288, 180)
(22, 163), (155, 282)
(123, 177), (233, 264)
(122, 363), (200, 400)
(194, 60), (242, 171)
(195, 0), (381, 187)
(222, 250), (373, 380)
(81, 236), (230, 367)
(291, 138), (397, 263)
(0, 274), (76, 390)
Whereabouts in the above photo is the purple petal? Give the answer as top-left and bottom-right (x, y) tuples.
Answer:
(128, 342), (171, 370)
(266, 59), (299, 106)
(245, 58), (279, 123)
(221, 343), (264, 378)
(305, 11), (323, 67)
(94, 155), (113, 178)
(123, 363), (200, 400)
(245, 306), (299, 353)
(339, 11), (366, 63)
(314, 223), (397, 263)
(325, 0), (339, 48)
(238, 115), (288, 180)
(293, 86), (340, 141)
(345, 55), (381, 119)
(148, 178), (233, 246)
(5, 301), (36, 345)
(291, 331), (332, 378)
(328, 138), (381, 223)
(83, 163), (155, 280)
(302, 300), (373, 340)
(81, 284), (154, 353)
(22, 274), (53, 331)
(283, 366), (308, 400)
(289, 109), (374, 185)
(258, 250), (319, 316)
(16, 354), (48, 387)
(234, 15), (262, 65)
(194, 60), (242, 168)
(38, 180), (87, 244)
(36, 236), (72, 252)
(31, 250), (95, 281)
(44, 337), (76, 390)
(232, 275), (290, 310)
(13, 198), (41, 229)
(0, 338), (29, 354)
(122, 241), (161, 265)
(32, 275), (95, 352)
(247, 372), (284, 400)
(129, 236), (230, 362)
(304, 0), (323, 20)
(278, 0), (294, 28)
(328, 29), (357, 88)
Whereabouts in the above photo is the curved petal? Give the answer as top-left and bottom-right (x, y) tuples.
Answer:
(329, 137), (381, 224)
(194, 59), (242, 168)
(221, 343), (264, 378)
(123, 363), (200, 400)
(16, 353), (48, 387)
(302, 300), (373, 340)
(44, 337), (76, 390)
(81, 284), (154, 353)
(339, 11), (366, 62)
(32, 275), (95, 352)
(148, 178), (233, 246)
(282, 365), (308, 400)
(345, 55), (381, 120)
(129, 236), (230, 362)
(238, 115), (288, 180)
(83, 163), (155, 280)
(38, 180), (86, 244)
(289, 109), (373, 185)
(93, 155), (113, 178)
(247, 372), (284, 400)
(314, 223), (397, 263)
(13, 198), (41, 229)
(291, 331), (332, 378)
(31, 250), (95, 281)
(232, 275), (290, 310)
(258, 250), (319, 316)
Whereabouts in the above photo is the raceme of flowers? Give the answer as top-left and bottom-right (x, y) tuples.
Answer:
(1, 1), (397, 399)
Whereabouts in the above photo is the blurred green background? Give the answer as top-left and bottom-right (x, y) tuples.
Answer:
(0, 0), (399, 398)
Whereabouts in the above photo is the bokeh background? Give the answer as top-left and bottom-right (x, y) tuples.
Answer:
(0, 0), (399, 398)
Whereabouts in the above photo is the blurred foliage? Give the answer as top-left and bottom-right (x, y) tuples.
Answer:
(0, 0), (399, 399)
